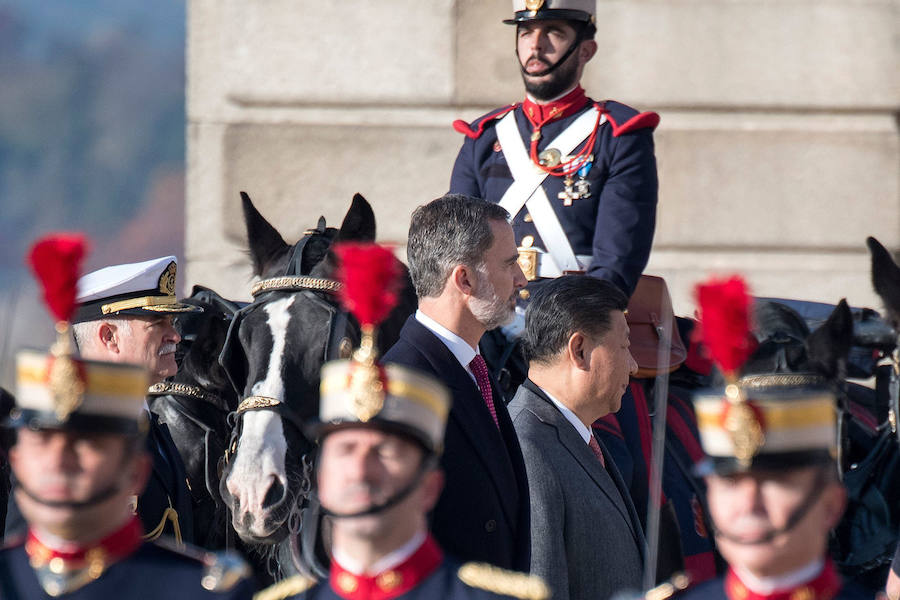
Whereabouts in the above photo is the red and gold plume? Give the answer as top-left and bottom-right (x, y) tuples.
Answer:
(26, 233), (90, 420)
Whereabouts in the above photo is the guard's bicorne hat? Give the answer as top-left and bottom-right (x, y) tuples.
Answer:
(307, 243), (451, 455)
(73, 256), (200, 324)
(694, 374), (837, 476)
(504, 0), (595, 25)
(11, 234), (150, 435)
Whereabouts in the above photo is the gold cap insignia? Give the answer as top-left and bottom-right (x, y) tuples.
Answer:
(158, 262), (177, 295)
(524, 0), (545, 11)
(722, 384), (765, 467)
(48, 354), (85, 422)
(348, 362), (385, 422)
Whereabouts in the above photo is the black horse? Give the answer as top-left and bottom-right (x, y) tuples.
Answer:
(217, 192), (416, 577)
(147, 286), (243, 550)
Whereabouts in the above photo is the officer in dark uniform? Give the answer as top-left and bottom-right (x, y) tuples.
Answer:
(0, 235), (254, 599)
(256, 244), (549, 600)
(70, 256), (200, 545)
(449, 0), (659, 301)
(678, 374), (868, 600)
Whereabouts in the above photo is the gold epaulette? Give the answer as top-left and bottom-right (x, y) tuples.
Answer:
(253, 575), (317, 600)
(457, 563), (550, 600)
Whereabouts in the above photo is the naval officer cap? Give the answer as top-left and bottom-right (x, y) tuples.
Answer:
(10, 234), (150, 435)
(73, 256), (201, 323)
(504, 0), (596, 24)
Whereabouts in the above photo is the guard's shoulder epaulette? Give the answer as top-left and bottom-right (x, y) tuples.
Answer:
(254, 575), (317, 600)
(457, 562), (550, 600)
(151, 538), (252, 593)
(601, 100), (660, 137)
(453, 105), (519, 139)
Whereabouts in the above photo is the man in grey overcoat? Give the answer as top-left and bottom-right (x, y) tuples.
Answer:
(508, 276), (645, 600)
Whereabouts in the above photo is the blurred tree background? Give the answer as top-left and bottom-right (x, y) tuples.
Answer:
(0, 0), (186, 386)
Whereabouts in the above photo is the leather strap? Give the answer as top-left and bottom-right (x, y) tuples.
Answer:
(496, 107), (604, 274)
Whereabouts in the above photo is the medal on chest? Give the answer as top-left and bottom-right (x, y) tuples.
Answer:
(556, 154), (593, 206)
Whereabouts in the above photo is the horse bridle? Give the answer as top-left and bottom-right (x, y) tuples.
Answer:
(223, 268), (354, 467)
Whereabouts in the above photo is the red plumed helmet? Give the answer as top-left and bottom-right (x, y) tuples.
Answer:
(334, 243), (401, 329)
(693, 275), (755, 380)
(27, 233), (90, 324)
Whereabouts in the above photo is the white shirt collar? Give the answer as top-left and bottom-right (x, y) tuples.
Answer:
(331, 530), (427, 576)
(539, 385), (592, 444)
(734, 559), (824, 594)
(415, 310), (478, 378)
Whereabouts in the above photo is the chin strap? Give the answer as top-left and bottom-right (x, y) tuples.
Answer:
(517, 23), (588, 78)
(16, 480), (122, 510)
(713, 468), (829, 546)
(319, 455), (437, 520)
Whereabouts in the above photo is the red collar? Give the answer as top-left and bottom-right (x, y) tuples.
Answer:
(725, 560), (842, 600)
(522, 86), (590, 127)
(329, 535), (443, 600)
(26, 517), (143, 571)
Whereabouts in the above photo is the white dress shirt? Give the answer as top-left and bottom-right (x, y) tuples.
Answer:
(415, 309), (478, 383)
(539, 385), (593, 445)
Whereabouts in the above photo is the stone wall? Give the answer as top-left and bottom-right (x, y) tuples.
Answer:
(186, 0), (899, 315)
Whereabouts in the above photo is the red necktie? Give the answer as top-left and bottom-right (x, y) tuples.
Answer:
(469, 355), (499, 429)
(588, 435), (607, 468)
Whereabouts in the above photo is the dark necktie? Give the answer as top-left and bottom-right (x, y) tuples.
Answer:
(588, 435), (607, 468)
(469, 355), (499, 429)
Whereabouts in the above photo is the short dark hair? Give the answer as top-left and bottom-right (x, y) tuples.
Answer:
(407, 194), (509, 298)
(522, 276), (628, 365)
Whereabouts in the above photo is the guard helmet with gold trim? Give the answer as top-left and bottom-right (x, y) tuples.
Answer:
(73, 256), (201, 323)
(504, 0), (596, 25)
(694, 373), (837, 476)
(11, 349), (149, 435)
(315, 358), (451, 455)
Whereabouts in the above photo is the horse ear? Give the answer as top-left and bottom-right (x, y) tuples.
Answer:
(335, 193), (376, 242)
(806, 299), (854, 380)
(867, 236), (900, 326)
(241, 191), (289, 276)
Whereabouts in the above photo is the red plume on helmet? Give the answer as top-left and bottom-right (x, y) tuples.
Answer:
(334, 243), (400, 329)
(333, 242), (401, 364)
(27, 234), (90, 325)
(693, 275), (755, 381)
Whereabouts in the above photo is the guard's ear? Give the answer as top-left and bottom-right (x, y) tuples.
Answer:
(806, 299), (853, 381)
(335, 193), (376, 243)
(241, 191), (289, 277)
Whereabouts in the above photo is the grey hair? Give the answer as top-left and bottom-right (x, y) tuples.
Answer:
(72, 317), (133, 354)
(407, 194), (509, 298)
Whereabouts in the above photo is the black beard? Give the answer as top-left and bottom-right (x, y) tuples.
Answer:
(521, 54), (580, 101)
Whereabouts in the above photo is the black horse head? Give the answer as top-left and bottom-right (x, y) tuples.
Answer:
(218, 192), (416, 548)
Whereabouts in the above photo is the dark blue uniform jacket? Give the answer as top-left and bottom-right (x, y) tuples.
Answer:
(449, 98), (658, 297)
